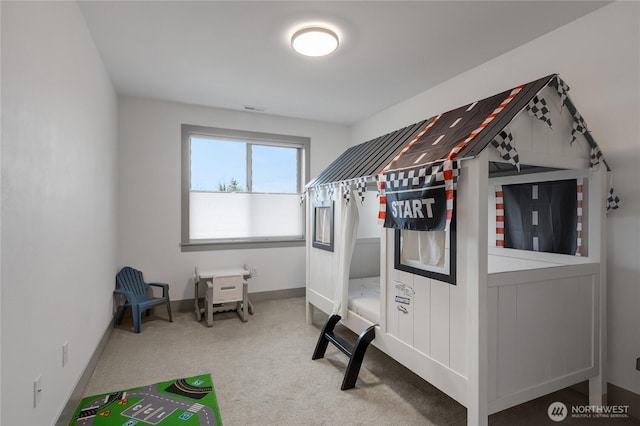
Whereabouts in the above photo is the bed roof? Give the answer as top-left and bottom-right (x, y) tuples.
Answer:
(306, 73), (619, 215)
(381, 74), (552, 173)
(307, 73), (610, 189)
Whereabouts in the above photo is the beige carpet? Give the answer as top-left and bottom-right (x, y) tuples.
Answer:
(81, 297), (636, 425)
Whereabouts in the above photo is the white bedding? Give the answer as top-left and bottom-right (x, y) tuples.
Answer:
(348, 276), (380, 323)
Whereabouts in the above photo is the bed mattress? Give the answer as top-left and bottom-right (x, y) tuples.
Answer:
(348, 276), (380, 323)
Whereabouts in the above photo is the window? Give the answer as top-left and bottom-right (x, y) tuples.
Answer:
(182, 124), (310, 250)
(312, 200), (334, 252)
(394, 213), (457, 285)
(500, 179), (580, 255)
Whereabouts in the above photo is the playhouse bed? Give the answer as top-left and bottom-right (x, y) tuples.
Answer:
(306, 74), (609, 425)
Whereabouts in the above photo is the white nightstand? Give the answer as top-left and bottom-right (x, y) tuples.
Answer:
(194, 267), (253, 326)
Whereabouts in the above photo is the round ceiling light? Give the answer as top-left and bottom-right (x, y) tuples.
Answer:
(291, 26), (339, 57)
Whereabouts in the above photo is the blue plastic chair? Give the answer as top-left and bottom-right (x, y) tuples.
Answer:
(114, 267), (173, 333)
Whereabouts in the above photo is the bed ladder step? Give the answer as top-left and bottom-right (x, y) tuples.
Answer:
(312, 314), (376, 390)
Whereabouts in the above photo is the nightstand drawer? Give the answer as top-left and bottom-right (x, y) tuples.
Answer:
(209, 275), (244, 303)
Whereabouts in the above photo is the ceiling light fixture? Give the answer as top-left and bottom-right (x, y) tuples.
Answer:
(291, 26), (339, 57)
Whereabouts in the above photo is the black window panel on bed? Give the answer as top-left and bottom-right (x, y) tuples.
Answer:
(502, 179), (578, 255)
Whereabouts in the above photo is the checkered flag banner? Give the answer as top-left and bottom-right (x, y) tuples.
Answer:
(356, 177), (368, 204)
(590, 145), (603, 167)
(553, 76), (571, 108)
(327, 184), (335, 201)
(490, 127), (520, 171)
(570, 111), (589, 144)
(606, 186), (621, 212)
(342, 181), (352, 204)
(386, 168), (415, 189)
(525, 95), (552, 128)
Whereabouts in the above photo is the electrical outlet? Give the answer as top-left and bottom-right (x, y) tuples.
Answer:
(62, 341), (69, 368)
(34, 375), (42, 408)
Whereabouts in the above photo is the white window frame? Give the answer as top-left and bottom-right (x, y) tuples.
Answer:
(181, 124), (310, 251)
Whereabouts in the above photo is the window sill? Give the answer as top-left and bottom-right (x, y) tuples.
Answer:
(180, 238), (305, 252)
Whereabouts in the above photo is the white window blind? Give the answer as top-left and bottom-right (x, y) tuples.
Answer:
(182, 125), (309, 249)
(189, 192), (302, 240)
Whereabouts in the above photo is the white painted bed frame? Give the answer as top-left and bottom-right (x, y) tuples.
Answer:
(306, 104), (607, 426)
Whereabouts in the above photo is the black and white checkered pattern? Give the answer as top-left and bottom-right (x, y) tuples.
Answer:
(590, 146), (603, 167)
(342, 181), (351, 204)
(383, 162), (459, 192)
(553, 76), (571, 108)
(570, 111), (589, 144)
(490, 128), (520, 171)
(327, 184), (335, 200)
(525, 95), (552, 128)
(300, 190), (307, 205)
(356, 177), (367, 204)
(606, 187), (621, 211)
(385, 166), (432, 190)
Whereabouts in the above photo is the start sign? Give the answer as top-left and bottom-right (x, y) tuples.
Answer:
(384, 186), (447, 231)
(382, 164), (454, 231)
(390, 198), (436, 219)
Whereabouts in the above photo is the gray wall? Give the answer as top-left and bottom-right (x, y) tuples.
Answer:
(1, 2), (118, 425)
(117, 97), (349, 301)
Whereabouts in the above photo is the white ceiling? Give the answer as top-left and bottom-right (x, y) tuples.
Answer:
(78, 1), (609, 125)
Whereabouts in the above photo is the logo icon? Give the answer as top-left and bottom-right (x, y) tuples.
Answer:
(548, 401), (568, 422)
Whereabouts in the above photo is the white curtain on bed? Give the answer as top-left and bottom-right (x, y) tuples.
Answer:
(315, 206), (331, 243)
(401, 230), (445, 266)
(332, 188), (360, 317)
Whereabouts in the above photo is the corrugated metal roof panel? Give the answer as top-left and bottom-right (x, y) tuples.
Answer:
(306, 119), (429, 187)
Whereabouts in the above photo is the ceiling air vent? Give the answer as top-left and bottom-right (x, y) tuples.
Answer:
(243, 105), (267, 112)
